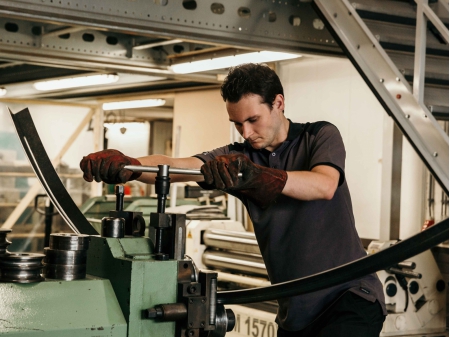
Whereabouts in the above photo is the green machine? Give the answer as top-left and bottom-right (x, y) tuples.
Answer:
(0, 166), (235, 337)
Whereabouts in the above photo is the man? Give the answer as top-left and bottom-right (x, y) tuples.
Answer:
(80, 63), (386, 336)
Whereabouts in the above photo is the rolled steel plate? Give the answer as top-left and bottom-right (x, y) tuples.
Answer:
(43, 248), (87, 265)
(49, 233), (90, 251)
(43, 263), (86, 281)
(202, 249), (267, 277)
(0, 253), (44, 283)
(203, 229), (261, 255)
(8, 108), (97, 235)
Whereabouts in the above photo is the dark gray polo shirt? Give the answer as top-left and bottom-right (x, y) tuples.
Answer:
(194, 120), (386, 331)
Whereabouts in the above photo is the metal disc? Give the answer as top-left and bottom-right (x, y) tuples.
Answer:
(43, 263), (86, 281)
(49, 233), (90, 251)
(43, 248), (87, 265)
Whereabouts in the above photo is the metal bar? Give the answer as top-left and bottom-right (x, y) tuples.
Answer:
(125, 164), (242, 177)
(413, 0), (427, 105)
(6, 107), (97, 235)
(313, 0), (449, 194)
(42, 26), (85, 38)
(422, 2), (450, 43)
(217, 217), (448, 304)
(133, 39), (183, 50)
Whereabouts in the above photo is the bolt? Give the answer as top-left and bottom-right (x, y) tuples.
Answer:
(200, 322), (205, 327)
(201, 298), (206, 303)
(433, 152), (438, 157)
(396, 94), (401, 99)
(189, 299), (194, 304)
(333, 13), (337, 18)
(396, 77), (400, 81)
(405, 114), (410, 119)
(379, 78), (384, 83)
(188, 285), (197, 294)
(187, 330), (195, 337)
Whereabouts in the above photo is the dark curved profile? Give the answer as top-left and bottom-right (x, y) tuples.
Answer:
(217, 218), (448, 304)
(9, 107), (97, 235)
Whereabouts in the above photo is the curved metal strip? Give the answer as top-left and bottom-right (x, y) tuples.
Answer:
(9, 107), (97, 235)
(217, 218), (448, 304)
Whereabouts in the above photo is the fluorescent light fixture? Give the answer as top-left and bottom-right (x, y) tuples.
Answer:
(0, 88), (6, 96)
(103, 99), (166, 110)
(171, 51), (301, 74)
(34, 74), (119, 91)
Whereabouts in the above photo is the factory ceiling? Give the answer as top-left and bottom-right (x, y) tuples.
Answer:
(0, 0), (342, 106)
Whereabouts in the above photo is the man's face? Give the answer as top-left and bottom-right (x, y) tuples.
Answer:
(227, 93), (285, 152)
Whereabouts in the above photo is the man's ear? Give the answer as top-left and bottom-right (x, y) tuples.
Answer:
(273, 94), (285, 111)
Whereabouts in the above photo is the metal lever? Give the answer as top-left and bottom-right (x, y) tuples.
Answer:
(124, 165), (243, 177)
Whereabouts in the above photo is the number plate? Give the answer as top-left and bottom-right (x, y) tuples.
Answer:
(225, 305), (277, 337)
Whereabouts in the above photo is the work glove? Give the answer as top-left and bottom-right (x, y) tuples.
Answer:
(200, 154), (287, 209)
(79, 149), (142, 184)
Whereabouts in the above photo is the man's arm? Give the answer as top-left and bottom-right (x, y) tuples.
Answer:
(136, 155), (205, 183)
(282, 165), (340, 201)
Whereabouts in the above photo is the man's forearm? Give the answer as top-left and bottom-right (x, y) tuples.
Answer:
(282, 165), (340, 201)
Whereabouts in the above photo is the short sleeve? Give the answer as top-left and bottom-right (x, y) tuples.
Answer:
(309, 123), (346, 186)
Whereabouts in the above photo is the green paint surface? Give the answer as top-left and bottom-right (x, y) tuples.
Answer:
(0, 277), (127, 336)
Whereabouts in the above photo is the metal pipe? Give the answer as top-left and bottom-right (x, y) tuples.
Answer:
(203, 229), (261, 255)
(124, 165), (242, 177)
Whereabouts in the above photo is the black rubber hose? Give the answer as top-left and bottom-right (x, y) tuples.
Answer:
(217, 218), (448, 305)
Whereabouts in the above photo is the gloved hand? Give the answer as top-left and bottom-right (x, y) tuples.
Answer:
(200, 154), (287, 209)
(79, 149), (142, 184)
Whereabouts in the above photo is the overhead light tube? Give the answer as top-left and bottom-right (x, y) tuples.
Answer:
(34, 74), (119, 91)
(102, 99), (166, 110)
(170, 51), (301, 74)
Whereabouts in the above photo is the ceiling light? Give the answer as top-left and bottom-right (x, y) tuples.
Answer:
(170, 51), (301, 74)
(34, 74), (119, 91)
(102, 99), (166, 110)
(0, 88), (6, 96)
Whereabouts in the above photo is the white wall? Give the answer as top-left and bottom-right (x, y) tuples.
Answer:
(173, 89), (230, 158)
(0, 103), (95, 168)
(278, 57), (393, 239)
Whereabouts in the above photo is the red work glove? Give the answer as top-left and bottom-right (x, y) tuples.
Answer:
(79, 149), (141, 184)
(200, 154), (287, 209)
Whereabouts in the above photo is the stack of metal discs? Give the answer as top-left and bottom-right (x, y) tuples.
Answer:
(43, 233), (89, 281)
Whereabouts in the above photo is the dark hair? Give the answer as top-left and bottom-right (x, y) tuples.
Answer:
(220, 63), (284, 109)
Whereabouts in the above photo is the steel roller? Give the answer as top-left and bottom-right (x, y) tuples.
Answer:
(203, 229), (261, 255)
(203, 250), (267, 277)
(0, 253), (44, 283)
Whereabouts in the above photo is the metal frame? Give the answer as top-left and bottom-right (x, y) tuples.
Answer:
(0, 0), (340, 53)
(314, 0), (449, 194)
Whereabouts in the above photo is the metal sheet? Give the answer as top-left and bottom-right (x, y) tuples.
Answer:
(8, 107), (97, 235)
